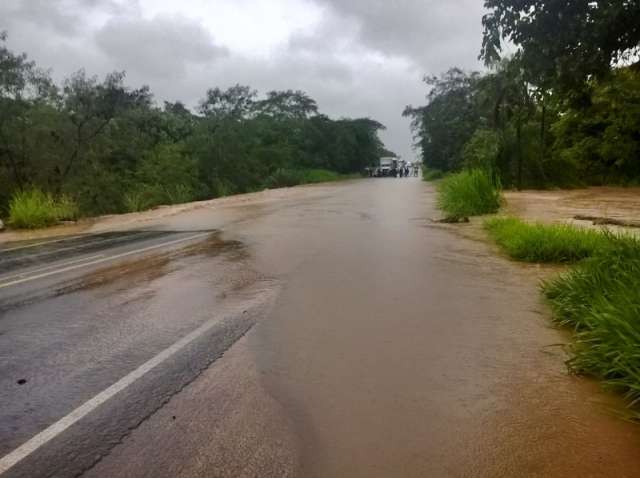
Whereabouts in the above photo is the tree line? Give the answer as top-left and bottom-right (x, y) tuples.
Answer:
(404, 1), (640, 188)
(0, 32), (386, 217)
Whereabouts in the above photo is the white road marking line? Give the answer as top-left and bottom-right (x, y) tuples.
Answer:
(0, 235), (83, 253)
(0, 233), (209, 290)
(0, 254), (106, 282)
(0, 312), (227, 475)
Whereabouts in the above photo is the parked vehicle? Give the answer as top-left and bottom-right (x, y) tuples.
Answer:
(371, 157), (406, 177)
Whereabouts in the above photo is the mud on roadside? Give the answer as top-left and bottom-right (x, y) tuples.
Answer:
(0, 182), (351, 245)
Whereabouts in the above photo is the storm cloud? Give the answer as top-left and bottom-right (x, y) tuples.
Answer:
(0, 0), (487, 160)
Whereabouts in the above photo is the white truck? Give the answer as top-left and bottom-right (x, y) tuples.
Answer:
(372, 157), (405, 177)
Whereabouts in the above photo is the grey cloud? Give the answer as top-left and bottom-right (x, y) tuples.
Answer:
(95, 15), (228, 80)
(317, 0), (487, 73)
(0, 0), (130, 37)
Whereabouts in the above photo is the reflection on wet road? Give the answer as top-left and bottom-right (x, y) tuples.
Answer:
(0, 228), (277, 477)
(2, 179), (640, 478)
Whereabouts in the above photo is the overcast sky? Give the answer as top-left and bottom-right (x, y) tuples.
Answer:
(1, 0), (488, 161)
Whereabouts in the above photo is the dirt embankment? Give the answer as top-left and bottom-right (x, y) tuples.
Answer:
(0, 183), (342, 245)
(504, 186), (640, 232)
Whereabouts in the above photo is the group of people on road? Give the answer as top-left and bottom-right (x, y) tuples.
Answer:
(397, 166), (419, 178)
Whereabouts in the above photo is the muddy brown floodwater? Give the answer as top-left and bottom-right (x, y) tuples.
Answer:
(48, 179), (640, 477)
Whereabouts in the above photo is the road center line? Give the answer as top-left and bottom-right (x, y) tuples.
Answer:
(0, 254), (106, 282)
(0, 311), (227, 475)
(0, 233), (209, 289)
(0, 235), (83, 253)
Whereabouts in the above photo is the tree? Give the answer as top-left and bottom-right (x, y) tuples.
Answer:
(551, 67), (640, 182)
(0, 32), (56, 190)
(198, 84), (257, 120)
(56, 70), (152, 186)
(478, 58), (535, 188)
(0, 35), (390, 218)
(255, 90), (318, 120)
(403, 68), (481, 172)
(481, 0), (640, 99)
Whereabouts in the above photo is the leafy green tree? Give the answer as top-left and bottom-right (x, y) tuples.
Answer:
(481, 0), (640, 100)
(404, 68), (481, 172)
(255, 90), (318, 120)
(0, 31), (57, 194)
(198, 84), (257, 119)
(0, 36), (389, 220)
(552, 67), (640, 183)
(56, 70), (152, 185)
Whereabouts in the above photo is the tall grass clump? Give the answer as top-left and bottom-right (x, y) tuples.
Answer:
(543, 236), (640, 413)
(484, 217), (610, 263)
(8, 188), (78, 229)
(436, 168), (501, 219)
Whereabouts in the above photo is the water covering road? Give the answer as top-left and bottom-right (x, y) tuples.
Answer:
(1, 178), (639, 477)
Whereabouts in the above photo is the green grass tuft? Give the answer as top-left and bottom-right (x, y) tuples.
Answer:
(437, 169), (501, 219)
(8, 188), (78, 229)
(542, 236), (640, 414)
(484, 217), (611, 263)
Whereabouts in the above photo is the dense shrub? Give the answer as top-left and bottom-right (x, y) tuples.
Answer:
(484, 217), (610, 263)
(551, 68), (640, 183)
(462, 129), (502, 171)
(543, 236), (640, 416)
(436, 169), (502, 219)
(8, 188), (78, 229)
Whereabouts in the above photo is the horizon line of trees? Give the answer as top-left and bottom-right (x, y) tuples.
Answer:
(0, 31), (387, 216)
(404, 0), (640, 189)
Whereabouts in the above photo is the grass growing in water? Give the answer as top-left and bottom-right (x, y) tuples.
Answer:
(436, 168), (501, 219)
(484, 215), (640, 416)
(8, 188), (78, 229)
(484, 217), (609, 263)
(543, 236), (640, 415)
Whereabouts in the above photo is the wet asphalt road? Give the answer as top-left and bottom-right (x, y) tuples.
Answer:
(0, 228), (276, 477)
(2, 178), (640, 478)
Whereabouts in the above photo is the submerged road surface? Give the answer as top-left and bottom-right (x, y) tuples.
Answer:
(1, 178), (640, 477)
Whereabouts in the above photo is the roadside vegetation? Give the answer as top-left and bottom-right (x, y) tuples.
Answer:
(484, 215), (640, 416)
(264, 168), (355, 189)
(544, 237), (640, 415)
(437, 169), (501, 220)
(411, 0), (640, 418)
(484, 217), (609, 263)
(404, 2), (640, 190)
(8, 188), (78, 229)
(422, 167), (445, 181)
(0, 32), (385, 228)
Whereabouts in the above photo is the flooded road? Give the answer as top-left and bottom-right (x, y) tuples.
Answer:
(1, 179), (640, 477)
